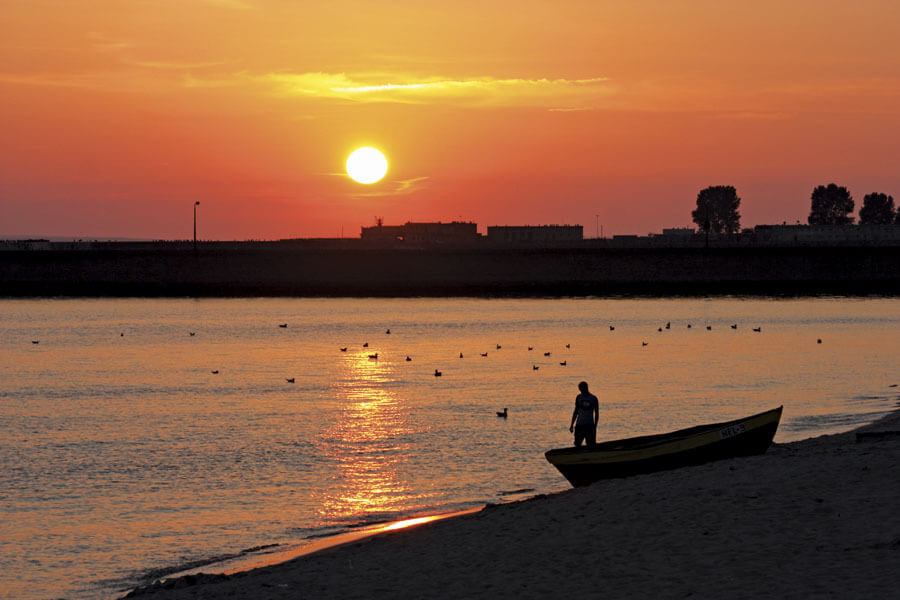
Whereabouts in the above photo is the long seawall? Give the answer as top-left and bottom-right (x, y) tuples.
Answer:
(2, 246), (899, 296)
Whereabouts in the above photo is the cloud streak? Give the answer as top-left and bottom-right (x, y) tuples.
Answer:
(351, 176), (431, 198)
(0, 61), (615, 109)
(260, 73), (613, 106)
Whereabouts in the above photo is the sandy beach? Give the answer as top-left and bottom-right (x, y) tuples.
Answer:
(126, 409), (900, 600)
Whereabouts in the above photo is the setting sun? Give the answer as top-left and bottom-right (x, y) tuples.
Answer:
(346, 147), (388, 184)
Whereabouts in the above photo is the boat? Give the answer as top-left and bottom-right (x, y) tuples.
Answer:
(545, 406), (783, 487)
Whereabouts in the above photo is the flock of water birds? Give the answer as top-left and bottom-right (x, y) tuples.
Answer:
(385, 321), (819, 364)
(332, 325), (584, 375)
(323, 321), (797, 377)
(180, 319), (818, 384)
(26, 320), (826, 414)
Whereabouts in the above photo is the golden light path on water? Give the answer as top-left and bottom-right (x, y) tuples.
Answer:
(315, 349), (423, 525)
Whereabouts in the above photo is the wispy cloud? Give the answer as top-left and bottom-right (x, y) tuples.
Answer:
(0, 59), (615, 109)
(259, 73), (614, 106)
(351, 176), (431, 198)
(396, 176), (429, 193)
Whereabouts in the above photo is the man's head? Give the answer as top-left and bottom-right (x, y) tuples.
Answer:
(578, 381), (589, 393)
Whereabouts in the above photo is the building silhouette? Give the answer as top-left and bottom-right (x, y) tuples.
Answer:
(360, 219), (479, 245)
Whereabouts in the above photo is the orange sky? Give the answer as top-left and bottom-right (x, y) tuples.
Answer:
(2, 0), (899, 239)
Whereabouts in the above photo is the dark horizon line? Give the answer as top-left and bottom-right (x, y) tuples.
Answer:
(7, 221), (900, 245)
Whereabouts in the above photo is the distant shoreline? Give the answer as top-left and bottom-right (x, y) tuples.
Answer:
(2, 246), (899, 298)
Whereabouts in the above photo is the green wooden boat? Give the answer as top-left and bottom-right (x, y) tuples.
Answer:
(545, 406), (783, 487)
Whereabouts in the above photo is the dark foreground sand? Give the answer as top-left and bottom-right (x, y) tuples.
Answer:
(126, 411), (900, 599)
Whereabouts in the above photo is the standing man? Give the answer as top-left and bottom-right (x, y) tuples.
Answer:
(569, 381), (599, 447)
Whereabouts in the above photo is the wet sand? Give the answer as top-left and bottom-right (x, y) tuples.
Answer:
(125, 410), (900, 599)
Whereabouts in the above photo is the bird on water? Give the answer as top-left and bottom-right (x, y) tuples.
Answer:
(496, 408), (508, 418)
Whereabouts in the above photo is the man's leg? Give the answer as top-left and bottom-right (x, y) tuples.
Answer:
(574, 425), (587, 446)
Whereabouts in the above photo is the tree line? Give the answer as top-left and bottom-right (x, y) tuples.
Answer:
(691, 184), (899, 234)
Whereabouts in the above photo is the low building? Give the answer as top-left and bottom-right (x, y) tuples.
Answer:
(359, 220), (405, 243)
(360, 220), (480, 245)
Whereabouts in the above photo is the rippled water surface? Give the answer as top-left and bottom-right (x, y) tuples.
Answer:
(1, 297), (898, 599)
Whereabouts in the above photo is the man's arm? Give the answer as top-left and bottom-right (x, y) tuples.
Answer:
(570, 404), (578, 431)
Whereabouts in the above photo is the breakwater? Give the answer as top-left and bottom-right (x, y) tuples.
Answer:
(1, 245), (899, 296)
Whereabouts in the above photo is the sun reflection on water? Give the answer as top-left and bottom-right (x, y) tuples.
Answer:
(315, 351), (422, 526)
(381, 515), (440, 531)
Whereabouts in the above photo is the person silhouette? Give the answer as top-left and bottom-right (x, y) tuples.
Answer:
(569, 381), (599, 447)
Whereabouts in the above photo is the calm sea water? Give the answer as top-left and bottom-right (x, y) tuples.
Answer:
(1, 297), (898, 600)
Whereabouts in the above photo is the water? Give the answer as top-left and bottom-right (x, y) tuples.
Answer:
(1, 297), (898, 600)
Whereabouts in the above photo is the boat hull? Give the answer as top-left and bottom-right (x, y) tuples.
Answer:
(545, 406), (783, 487)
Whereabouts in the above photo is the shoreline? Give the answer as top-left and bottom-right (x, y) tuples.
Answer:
(5, 283), (900, 299)
(144, 507), (485, 585)
(123, 406), (900, 599)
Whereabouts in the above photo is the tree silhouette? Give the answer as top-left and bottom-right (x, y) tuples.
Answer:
(691, 186), (741, 234)
(858, 192), (896, 225)
(808, 184), (854, 225)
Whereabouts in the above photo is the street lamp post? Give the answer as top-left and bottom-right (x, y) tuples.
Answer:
(193, 201), (200, 252)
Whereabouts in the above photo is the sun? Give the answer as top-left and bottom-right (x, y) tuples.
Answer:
(346, 147), (388, 184)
